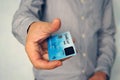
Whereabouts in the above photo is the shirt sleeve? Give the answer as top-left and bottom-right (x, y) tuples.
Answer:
(95, 0), (116, 77)
(12, 0), (44, 45)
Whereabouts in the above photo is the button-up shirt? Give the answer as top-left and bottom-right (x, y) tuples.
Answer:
(12, 0), (116, 80)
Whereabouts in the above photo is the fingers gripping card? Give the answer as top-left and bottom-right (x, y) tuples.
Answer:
(47, 32), (76, 61)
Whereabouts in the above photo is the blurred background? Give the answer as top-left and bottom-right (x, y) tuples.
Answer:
(0, 0), (120, 80)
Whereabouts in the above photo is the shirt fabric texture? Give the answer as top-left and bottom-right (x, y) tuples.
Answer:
(12, 0), (116, 80)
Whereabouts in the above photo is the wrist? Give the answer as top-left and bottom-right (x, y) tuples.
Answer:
(27, 22), (37, 33)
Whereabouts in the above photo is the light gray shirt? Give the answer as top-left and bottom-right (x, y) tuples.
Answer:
(12, 0), (116, 80)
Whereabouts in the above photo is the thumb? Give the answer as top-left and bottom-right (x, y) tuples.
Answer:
(49, 18), (61, 34)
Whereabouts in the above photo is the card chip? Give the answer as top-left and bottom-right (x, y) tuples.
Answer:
(64, 46), (75, 56)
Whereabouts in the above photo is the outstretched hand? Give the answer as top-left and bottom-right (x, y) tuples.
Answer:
(25, 18), (62, 70)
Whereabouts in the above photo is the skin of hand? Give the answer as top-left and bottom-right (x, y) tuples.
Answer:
(25, 18), (62, 70)
(89, 71), (107, 80)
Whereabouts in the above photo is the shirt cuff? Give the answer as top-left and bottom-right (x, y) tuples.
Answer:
(95, 66), (110, 80)
(13, 16), (40, 45)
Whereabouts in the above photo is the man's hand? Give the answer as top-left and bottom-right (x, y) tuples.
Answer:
(25, 18), (62, 70)
(89, 72), (107, 80)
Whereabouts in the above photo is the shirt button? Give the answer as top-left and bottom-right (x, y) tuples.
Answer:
(82, 34), (85, 38)
(81, 16), (85, 20)
(80, 0), (85, 4)
(82, 70), (85, 74)
(82, 53), (87, 57)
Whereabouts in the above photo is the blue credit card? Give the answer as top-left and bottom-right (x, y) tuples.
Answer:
(47, 32), (76, 61)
